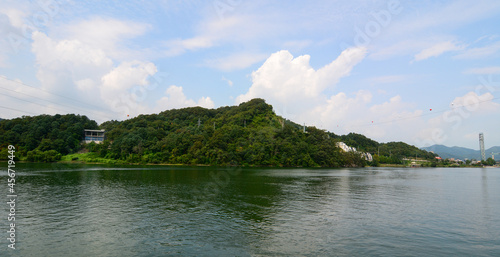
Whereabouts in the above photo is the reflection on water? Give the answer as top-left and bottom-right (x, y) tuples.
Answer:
(0, 164), (499, 256)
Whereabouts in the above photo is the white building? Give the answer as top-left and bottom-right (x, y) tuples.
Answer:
(335, 142), (356, 152)
(84, 129), (105, 144)
(336, 142), (373, 161)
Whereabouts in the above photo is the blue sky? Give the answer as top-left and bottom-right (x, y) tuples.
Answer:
(1, 0), (499, 149)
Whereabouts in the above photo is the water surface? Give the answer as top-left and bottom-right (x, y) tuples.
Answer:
(1, 163), (499, 256)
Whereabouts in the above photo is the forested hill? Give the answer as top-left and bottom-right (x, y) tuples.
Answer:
(0, 98), (435, 166)
(0, 114), (98, 161)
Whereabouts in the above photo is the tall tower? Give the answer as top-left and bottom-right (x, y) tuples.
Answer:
(479, 133), (485, 161)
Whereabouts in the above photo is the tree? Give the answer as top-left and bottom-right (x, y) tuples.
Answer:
(483, 158), (496, 166)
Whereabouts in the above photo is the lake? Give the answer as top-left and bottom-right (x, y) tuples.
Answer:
(1, 163), (499, 256)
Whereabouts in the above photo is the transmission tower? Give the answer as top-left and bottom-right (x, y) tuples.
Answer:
(479, 133), (485, 161)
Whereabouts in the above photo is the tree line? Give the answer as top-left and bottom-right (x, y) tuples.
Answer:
(0, 114), (98, 162)
(0, 99), (436, 166)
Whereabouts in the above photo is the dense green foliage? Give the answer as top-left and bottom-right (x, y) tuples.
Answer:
(0, 99), (437, 166)
(0, 114), (98, 161)
(94, 99), (366, 167)
(331, 133), (436, 165)
(482, 158), (497, 166)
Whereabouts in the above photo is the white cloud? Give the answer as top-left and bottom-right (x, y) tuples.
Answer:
(164, 36), (214, 56)
(370, 1), (500, 61)
(29, 30), (213, 122)
(155, 85), (214, 110)
(222, 76), (233, 87)
(454, 41), (500, 59)
(367, 75), (406, 85)
(57, 17), (151, 60)
(387, 0), (500, 38)
(414, 91), (500, 148)
(162, 15), (246, 56)
(413, 41), (464, 61)
(464, 66), (500, 75)
(306, 90), (373, 127)
(31, 31), (113, 98)
(234, 47), (430, 142)
(236, 47), (367, 107)
(100, 60), (157, 99)
(204, 52), (268, 71)
(450, 91), (499, 112)
(369, 39), (428, 60)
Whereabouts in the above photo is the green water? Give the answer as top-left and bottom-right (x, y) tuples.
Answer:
(1, 163), (499, 256)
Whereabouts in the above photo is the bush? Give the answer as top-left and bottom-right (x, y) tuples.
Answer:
(27, 150), (62, 162)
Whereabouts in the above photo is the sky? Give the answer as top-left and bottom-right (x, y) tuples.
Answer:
(0, 0), (499, 150)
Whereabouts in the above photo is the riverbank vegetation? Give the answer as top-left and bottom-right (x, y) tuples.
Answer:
(1, 99), (438, 167)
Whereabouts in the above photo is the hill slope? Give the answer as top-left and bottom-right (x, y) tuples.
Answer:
(1, 99), (435, 166)
(422, 145), (500, 160)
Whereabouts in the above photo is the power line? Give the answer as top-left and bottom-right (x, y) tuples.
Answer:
(0, 85), (93, 115)
(0, 91), (70, 114)
(348, 96), (500, 128)
(0, 85), (115, 121)
(0, 75), (107, 112)
(0, 105), (37, 115)
(0, 75), (117, 121)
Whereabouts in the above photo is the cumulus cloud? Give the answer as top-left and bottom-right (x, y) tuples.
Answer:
(31, 31), (113, 105)
(236, 47), (367, 108)
(101, 61), (156, 94)
(450, 91), (499, 112)
(29, 29), (213, 122)
(306, 92), (423, 141)
(234, 47), (430, 142)
(155, 85), (214, 110)
(414, 91), (500, 147)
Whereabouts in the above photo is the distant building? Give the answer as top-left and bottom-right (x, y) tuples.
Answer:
(361, 152), (373, 162)
(84, 129), (105, 144)
(336, 142), (356, 152)
(336, 142), (372, 161)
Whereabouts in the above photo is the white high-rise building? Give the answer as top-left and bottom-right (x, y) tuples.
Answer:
(479, 133), (485, 161)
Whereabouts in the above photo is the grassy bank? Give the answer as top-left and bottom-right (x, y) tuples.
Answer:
(60, 153), (129, 165)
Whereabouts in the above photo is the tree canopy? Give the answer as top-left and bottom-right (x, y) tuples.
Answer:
(0, 99), (436, 166)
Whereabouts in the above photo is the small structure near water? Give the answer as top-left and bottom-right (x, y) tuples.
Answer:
(84, 129), (105, 144)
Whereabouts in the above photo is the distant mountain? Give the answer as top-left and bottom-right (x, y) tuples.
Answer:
(422, 145), (500, 160)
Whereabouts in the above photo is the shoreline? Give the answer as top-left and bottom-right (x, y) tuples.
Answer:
(3, 159), (498, 169)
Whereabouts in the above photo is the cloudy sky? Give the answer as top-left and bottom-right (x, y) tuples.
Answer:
(1, 0), (499, 149)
